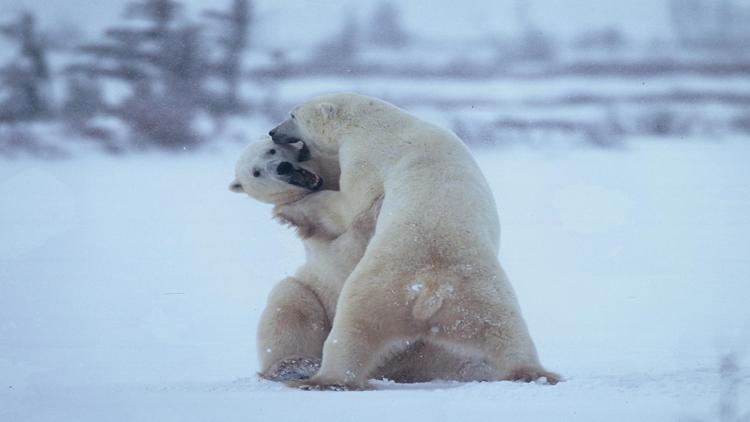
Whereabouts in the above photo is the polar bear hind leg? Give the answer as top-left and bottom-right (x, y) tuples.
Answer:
(257, 276), (329, 381)
(288, 267), (560, 388)
(423, 285), (561, 385)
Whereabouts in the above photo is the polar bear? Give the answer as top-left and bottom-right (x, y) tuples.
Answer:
(269, 93), (559, 389)
(229, 136), (370, 380)
(230, 136), (494, 383)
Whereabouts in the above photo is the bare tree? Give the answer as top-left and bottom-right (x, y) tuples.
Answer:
(204, 0), (252, 112)
(315, 11), (360, 69)
(505, 0), (555, 62)
(368, 2), (409, 48)
(62, 74), (104, 124)
(0, 12), (51, 122)
(670, 0), (750, 49)
(67, 0), (210, 149)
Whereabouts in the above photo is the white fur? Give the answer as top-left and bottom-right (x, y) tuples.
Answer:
(273, 93), (559, 389)
(232, 136), (494, 383)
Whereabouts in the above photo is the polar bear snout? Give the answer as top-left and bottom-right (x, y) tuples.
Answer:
(277, 161), (294, 175)
(270, 133), (302, 145)
(266, 159), (323, 191)
(270, 124), (311, 162)
(269, 119), (302, 145)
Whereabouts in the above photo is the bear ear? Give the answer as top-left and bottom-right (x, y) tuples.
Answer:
(318, 102), (339, 120)
(229, 179), (243, 193)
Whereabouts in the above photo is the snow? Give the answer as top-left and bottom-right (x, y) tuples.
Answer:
(1, 137), (750, 421)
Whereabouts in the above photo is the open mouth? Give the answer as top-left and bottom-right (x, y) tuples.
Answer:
(287, 166), (323, 191)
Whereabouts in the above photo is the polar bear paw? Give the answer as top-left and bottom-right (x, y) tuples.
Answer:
(286, 378), (369, 391)
(260, 357), (321, 382)
(508, 366), (562, 385)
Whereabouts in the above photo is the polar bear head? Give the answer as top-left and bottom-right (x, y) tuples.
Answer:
(268, 92), (392, 155)
(229, 136), (335, 205)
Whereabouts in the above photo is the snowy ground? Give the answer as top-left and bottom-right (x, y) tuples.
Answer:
(1, 137), (749, 421)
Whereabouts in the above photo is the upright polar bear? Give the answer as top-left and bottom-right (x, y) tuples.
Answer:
(231, 136), (496, 382)
(270, 93), (559, 390)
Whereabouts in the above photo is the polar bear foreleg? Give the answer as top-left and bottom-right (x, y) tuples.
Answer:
(273, 191), (350, 240)
(288, 269), (419, 390)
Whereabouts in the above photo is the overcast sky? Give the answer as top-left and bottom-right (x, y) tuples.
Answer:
(0, 0), (671, 47)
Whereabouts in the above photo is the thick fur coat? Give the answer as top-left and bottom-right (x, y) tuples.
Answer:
(231, 136), (497, 383)
(270, 93), (559, 389)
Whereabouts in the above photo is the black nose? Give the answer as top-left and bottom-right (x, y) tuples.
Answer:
(277, 161), (293, 175)
(269, 129), (276, 137)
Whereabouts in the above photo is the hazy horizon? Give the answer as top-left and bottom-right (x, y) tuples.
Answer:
(0, 0), (672, 48)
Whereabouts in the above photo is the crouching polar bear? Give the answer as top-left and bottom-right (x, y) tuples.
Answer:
(230, 136), (495, 382)
(270, 93), (559, 390)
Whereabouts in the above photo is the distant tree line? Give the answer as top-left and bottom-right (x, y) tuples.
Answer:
(1, 0), (253, 151)
(0, 0), (419, 152)
(1, 0), (747, 156)
(670, 0), (750, 48)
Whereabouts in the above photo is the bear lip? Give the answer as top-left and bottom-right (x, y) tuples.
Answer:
(287, 166), (323, 191)
(271, 134), (302, 145)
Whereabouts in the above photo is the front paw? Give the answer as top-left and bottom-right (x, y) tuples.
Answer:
(508, 367), (562, 385)
(286, 377), (368, 391)
(286, 376), (369, 391)
(260, 357), (321, 382)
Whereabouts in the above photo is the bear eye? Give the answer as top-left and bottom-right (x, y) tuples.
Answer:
(290, 113), (296, 119)
(253, 170), (261, 177)
(269, 149), (276, 155)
